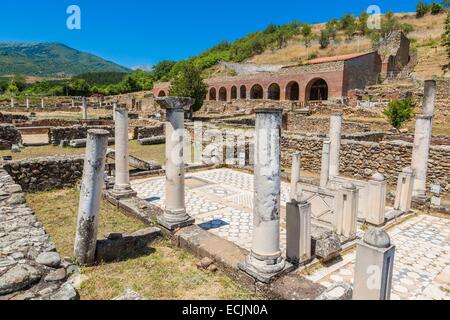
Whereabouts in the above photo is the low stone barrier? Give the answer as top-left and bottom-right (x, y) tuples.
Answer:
(136, 124), (165, 140)
(0, 112), (29, 124)
(49, 125), (114, 146)
(0, 169), (79, 300)
(3, 156), (84, 192)
(0, 124), (22, 150)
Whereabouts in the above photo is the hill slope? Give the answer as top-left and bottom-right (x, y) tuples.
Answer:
(0, 42), (130, 77)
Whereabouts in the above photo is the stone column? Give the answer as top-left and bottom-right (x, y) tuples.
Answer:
(239, 107), (286, 283)
(26, 98), (30, 110)
(334, 182), (358, 238)
(290, 152), (301, 201)
(82, 97), (88, 120)
(394, 167), (414, 212)
(74, 129), (110, 265)
(155, 97), (195, 231)
(10, 98), (14, 109)
(111, 106), (136, 199)
(329, 112), (343, 177)
(422, 80), (436, 116)
(71, 99), (75, 108)
(366, 173), (387, 226)
(286, 200), (311, 265)
(193, 121), (203, 164)
(113, 102), (117, 121)
(41, 98), (45, 109)
(353, 228), (395, 300)
(320, 139), (331, 188)
(411, 115), (433, 198)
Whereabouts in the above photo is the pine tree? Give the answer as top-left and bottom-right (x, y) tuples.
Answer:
(442, 11), (450, 58)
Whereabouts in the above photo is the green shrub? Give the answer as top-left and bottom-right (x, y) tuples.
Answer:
(430, 1), (444, 14)
(416, 1), (430, 18)
(382, 98), (415, 129)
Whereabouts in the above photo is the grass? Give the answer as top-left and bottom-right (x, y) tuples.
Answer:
(26, 187), (257, 300)
(0, 141), (166, 164)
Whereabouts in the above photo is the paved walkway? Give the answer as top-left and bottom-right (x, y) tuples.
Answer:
(131, 168), (450, 300)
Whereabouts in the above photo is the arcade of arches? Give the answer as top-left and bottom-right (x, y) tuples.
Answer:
(206, 78), (329, 103)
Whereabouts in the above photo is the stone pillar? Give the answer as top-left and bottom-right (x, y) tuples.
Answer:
(290, 152), (301, 201)
(72, 99), (75, 108)
(74, 129), (109, 265)
(366, 173), (387, 226)
(193, 121), (203, 164)
(82, 97), (88, 120)
(422, 80), (436, 116)
(111, 106), (136, 199)
(320, 139), (331, 188)
(10, 98), (14, 109)
(329, 112), (343, 177)
(394, 167), (414, 212)
(26, 98), (30, 110)
(411, 115), (433, 198)
(155, 97), (195, 231)
(286, 200), (311, 265)
(239, 108), (286, 283)
(113, 102), (117, 121)
(334, 182), (358, 238)
(41, 98), (45, 109)
(353, 228), (395, 300)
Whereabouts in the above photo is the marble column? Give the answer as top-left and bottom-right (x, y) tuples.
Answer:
(239, 107), (286, 283)
(155, 97), (195, 231)
(334, 182), (358, 238)
(10, 98), (14, 109)
(290, 152), (301, 201)
(71, 99), (75, 108)
(411, 115), (433, 198)
(329, 112), (343, 177)
(394, 167), (414, 212)
(422, 80), (436, 116)
(113, 102), (117, 121)
(111, 106), (136, 199)
(286, 200), (311, 265)
(74, 129), (109, 265)
(41, 98), (45, 109)
(320, 139), (331, 188)
(82, 97), (88, 120)
(366, 173), (387, 226)
(26, 98), (30, 110)
(353, 228), (395, 300)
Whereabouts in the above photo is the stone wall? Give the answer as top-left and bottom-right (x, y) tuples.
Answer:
(285, 113), (370, 134)
(137, 124), (165, 140)
(3, 156), (84, 192)
(49, 126), (114, 145)
(0, 169), (78, 300)
(0, 112), (29, 124)
(0, 124), (22, 149)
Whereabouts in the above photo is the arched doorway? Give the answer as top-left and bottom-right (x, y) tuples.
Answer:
(209, 88), (217, 101)
(250, 84), (264, 99)
(219, 87), (227, 101)
(231, 86), (237, 100)
(286, 81), (300, 101)
(268, 83), (281, 100)
(240, 85), (247, 99)
(307, 79), (328, 101)
(158, 90), (166, 97)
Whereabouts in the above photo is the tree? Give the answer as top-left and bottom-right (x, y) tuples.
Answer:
(169, 61), (208, 113)
(443, 11), (450, 57)
(382, 98), (415, 129)
(416, 1), (430, 18)
(300, 24), (313, 49)
(319, 30), (330, 49)
(325, 19), (339, 39)
(430, 1), (444, 14)
(153, 60), (176, 82)
(357, 10), (370, 35)
(339, 13), (356, 31)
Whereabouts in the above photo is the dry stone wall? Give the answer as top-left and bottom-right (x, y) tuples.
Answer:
(0, 124), (22, 150)
(49, 126), (114, 146)
(3, 156), (84, 192)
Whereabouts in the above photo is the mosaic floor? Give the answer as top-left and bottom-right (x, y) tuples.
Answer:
(131, 168), (450, 300)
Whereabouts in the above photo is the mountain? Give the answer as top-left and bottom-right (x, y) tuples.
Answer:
(0, 42), (131, 77)
(131, 65), (153, 72)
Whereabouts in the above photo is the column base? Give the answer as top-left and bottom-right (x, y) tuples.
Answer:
(238, 253), (293, 284)
(109, 187), (137, 200)
(158, 210), (195, 231)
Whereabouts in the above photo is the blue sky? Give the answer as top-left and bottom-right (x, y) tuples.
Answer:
(0, 0), (420, 68)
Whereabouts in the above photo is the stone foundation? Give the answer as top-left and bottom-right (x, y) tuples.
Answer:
(0, 124), (22, 150)
(49, 126), (114, 146)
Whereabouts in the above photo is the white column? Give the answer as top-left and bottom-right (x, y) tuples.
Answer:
(155, 97), (195, 231)
(113, 102), (117, 121)
(41, 98), (45, 109)
(290, 152), (301, 201)
(74, 129), (109, 265)
(193, 121), (203, 164)
(394, 167), (414, 212)
(286, 200), (311, 265)
(411, 115), (433, 198)
(422, 80), (436, 116)
(320, 139), (331, 188)
(112, 106), (136, 199)
(26, 98), (30, 110)
(82, 97), (88, 120)
(72, 99), (75, 108)
(329, 112), (343, 177)
(239, 108), (285, 283)
(10, 98), (14, 109)
(366, 173), (387, 226)
(353, 228), (395, 300)
(334, 182), (358, 238)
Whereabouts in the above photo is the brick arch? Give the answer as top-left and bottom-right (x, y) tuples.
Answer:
(305, 78), (329, 102)
(231, 86), (237, 100)
(285, 81), (300, 101)
(239, 85), (247, 99)
(209, 87), (217, 101)
(157, 90), (167, 97)
(267, 83), (281, 100)
(250, 84), (264, 99)
(219, 87), (227, 101)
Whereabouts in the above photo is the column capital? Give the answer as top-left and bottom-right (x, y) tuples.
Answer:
(363, 228), (391, 249)
(255, 107), (283, 114)
(88, 129), (110, 137)
(155, 97), (194, 111)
